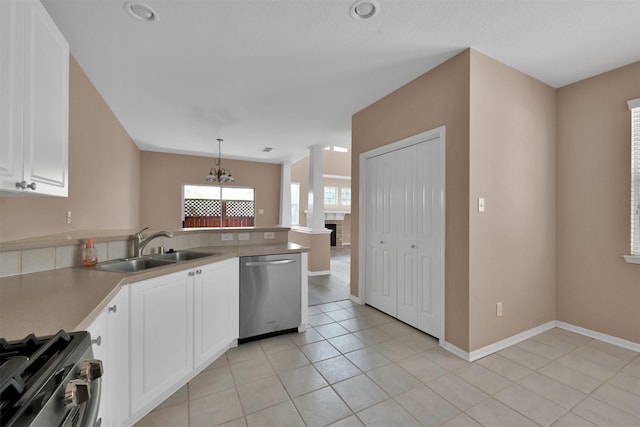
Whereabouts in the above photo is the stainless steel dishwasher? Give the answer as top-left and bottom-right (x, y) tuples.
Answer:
(239, 253), (301, 340)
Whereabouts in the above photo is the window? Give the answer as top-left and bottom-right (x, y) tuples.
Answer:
(341, 187), (351, 205)
(628, 98), (640, 261)
(324, 186), (337, 205)
(291, 182), (300, 225)
(183, 184), (255, 227)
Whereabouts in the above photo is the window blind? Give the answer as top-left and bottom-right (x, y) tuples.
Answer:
(629, 98), (640, 255)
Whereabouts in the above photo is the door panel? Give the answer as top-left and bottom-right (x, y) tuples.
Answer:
(397, 145), (418, 326)
(416, 139), (442, 336)
(365, 153), (397, 316)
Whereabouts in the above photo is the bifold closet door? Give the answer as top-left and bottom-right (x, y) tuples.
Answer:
(364, 151), (397, 317)
(364, 136), (443, 339)
(397, 139), (442, 335)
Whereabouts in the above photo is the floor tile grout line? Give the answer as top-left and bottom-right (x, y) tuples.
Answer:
(139, 302), (640, 427)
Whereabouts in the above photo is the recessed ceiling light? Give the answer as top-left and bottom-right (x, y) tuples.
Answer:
(262, 147), (273, 152)
(125, 2), (159, 22)
(350, 0), (379, 20)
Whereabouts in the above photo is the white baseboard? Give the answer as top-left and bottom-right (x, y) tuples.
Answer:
(349, 294), (362, 304)
(441, 320), (640, 361)
(556, 321), (640, 353)
(442, 321), (556, 362)
(308, 270), (331, 276)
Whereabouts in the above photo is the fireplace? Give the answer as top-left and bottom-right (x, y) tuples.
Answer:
(325, 220), (343, 247)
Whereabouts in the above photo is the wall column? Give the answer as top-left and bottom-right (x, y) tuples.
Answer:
(307, 144), (325, 231)
(289, 144), (331, 275)
(279, 161), (292, 226)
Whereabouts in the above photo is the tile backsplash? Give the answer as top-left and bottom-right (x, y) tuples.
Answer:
(0, 229), (290, 278)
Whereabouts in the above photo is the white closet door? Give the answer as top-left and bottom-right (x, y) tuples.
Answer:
(396, 145), (419, 326)
(364, 152), (397, 316)
(416, 138), (442, 336)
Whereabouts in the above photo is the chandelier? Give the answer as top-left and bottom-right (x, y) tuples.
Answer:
(206, 138), (235, 183)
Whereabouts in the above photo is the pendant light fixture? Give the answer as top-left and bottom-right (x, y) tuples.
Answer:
(206, 138), (235, 183)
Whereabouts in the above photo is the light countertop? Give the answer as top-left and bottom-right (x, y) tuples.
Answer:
(0, 242), (307, 341)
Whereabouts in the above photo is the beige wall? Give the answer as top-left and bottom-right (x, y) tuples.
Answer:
(139, 151), (281, 229)
(323, 149), (351, 176)
(0, 57), (140, 242)
(291, 149), (352, 234)
(289, 230), (330, 272)
(556, 62), (640, 344)
(468, 51), (557, 350)
(352, 50), (471, 350)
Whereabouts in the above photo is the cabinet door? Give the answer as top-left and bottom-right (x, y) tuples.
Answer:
(0, 1), (24, 191)
(130, 270), (193, 414)
(105, 287), (130, 427)
(22, 0), (69, 196)
(194, 258), (239, 369)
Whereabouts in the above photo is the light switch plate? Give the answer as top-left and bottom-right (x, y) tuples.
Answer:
(238, 233), (250, 241)
(478, 197), (485, 213)
(221, 233), (234, 242)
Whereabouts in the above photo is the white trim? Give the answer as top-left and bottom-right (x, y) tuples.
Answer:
(442, 322), (556, 362)
(323, 174), (351, 180)
(623, 254), (640, 264)
(557, 321), (640, 353)
(308, 270), (331, 276)
(290, 226), (332, 235)
(628, 97), (640, 110)
(441, 341), (470, 361)
(349, 294), (362, 304)
(439, 320), (640, 361)
(358, 125), (446, 339)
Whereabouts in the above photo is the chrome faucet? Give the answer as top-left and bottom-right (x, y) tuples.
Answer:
(134, 227), (174, 257)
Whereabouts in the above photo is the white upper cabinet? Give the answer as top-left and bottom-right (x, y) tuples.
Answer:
(0, 0), (69, 196)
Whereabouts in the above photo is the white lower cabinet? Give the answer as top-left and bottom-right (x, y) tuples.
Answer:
(128, 259), (239, 424)
(87, 286), (130, 427)
(194, 258), (239, 369)
(130, 269), (194, 416)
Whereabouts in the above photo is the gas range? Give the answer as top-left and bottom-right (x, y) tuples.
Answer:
(0, 330), (102, 427)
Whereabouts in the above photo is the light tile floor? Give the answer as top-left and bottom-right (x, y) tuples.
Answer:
(135, 301), (640, 427)
(308, 248), (350, 306)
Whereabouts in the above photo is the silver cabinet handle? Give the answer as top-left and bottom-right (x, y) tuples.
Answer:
(411, 245), (416, 248)
(108, 304), (117, 313)
(91, 336), (102, 346)
(196, 269), (202, 275)
(246, 259), (296, 267)
(188, 271), (195, 277)
(15, 181), (36, 190)
(380, 240), (384, 244)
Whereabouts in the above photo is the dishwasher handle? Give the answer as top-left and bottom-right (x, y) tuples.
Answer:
(245, 259), (296, 267)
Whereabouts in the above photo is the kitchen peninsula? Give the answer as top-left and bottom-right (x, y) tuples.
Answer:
(0, 227), (309, 427)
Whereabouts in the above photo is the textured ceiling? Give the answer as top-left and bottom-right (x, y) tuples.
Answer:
(42, 0), (640, 163)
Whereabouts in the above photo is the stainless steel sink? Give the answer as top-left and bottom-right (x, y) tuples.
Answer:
(94, 257), (175, 273)
(153, 251), (215, 262)
(91, 251), (216, 273)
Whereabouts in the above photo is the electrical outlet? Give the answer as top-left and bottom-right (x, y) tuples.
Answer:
(66, 210), (72, 224)
(263, 232), (275, 240)
(496, 302), (503, 317)
(221, 233), (234, 242)
(238, 233), (250, 241)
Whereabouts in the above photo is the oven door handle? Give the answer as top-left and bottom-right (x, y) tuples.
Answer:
(245, 259), (296, 267)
